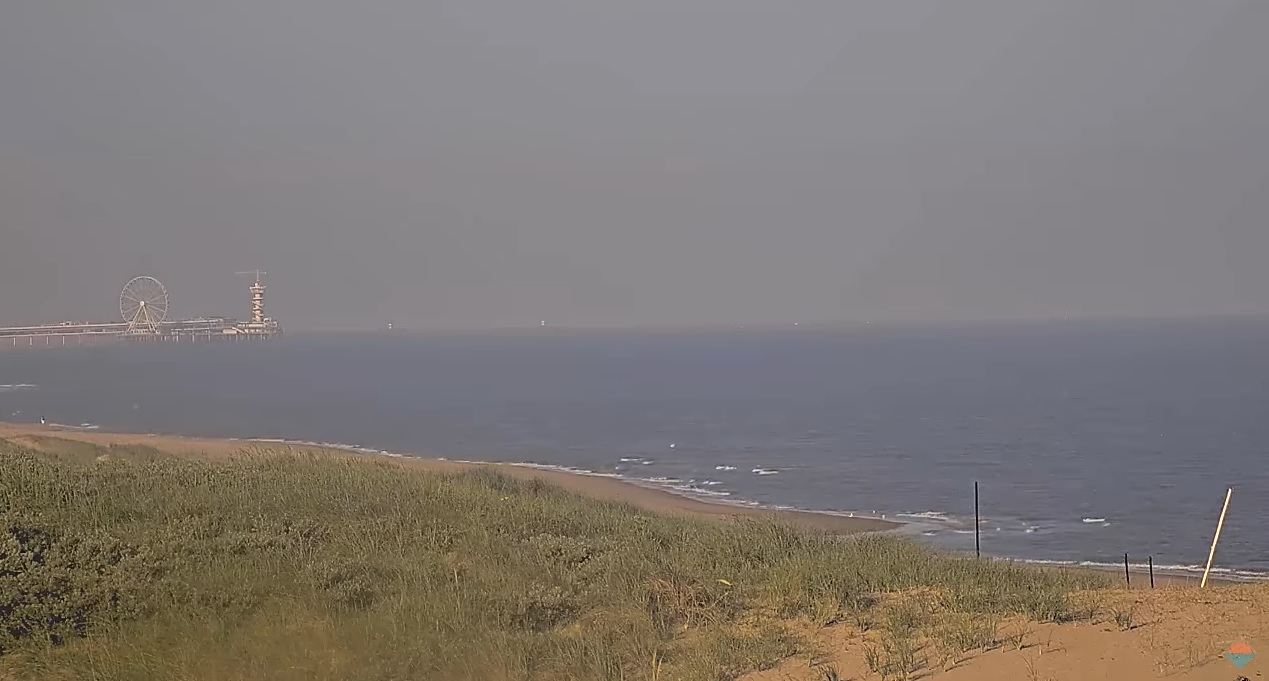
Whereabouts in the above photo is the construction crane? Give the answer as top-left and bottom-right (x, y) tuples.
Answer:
(235, 270), (269, 325)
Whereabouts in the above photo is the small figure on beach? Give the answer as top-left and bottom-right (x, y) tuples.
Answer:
(40, 415), (46, 425)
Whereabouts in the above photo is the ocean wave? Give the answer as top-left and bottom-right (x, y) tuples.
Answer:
(751, 468), (779, 475)
(0, 383), (37, 391)
(633, 476), (736, 500)
(244, 437), (404, 458)
(714, 465), (737, 471)
(901, 515), (1102, 537)
(44, 422), (100, 431)
(799, 509), (888, 522)
(767, 506), (895, 521)
(504, 461), (622, 478)
(667, 484), (732, 498)
(621, 476), (747, 503)
(1014, 558), (1269, 582)
(896, 511), (952, 522)
(618, 457), (643, 463)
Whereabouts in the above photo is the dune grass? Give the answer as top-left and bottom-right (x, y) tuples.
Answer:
(0, 438), (1111, 680)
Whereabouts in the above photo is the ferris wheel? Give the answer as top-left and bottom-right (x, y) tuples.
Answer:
(120, 276), (169, 334)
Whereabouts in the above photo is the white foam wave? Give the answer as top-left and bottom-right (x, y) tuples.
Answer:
(896, 511), (952, 522)
(1013, 558), (1269, 582)
(44, 422), (100, 431)
(714, 465), (737, 471)
(769, 504), (894, 521)
(751, 468), (779, 475)
(619, 457), (643, 463)
(504, 461), (622, 479)
(243, 437), (404, 458)
(633, 475), (735, 499)
(669, 484), (732, 498)
(0, 383), (37, 390)
(1081, 517), (1108, 524)
(795, 509), (888, 523)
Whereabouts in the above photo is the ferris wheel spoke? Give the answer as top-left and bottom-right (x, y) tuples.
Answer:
(120, 276), (170, 331)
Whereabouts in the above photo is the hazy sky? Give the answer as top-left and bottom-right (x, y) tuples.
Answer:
(3, 1), (1267, 330)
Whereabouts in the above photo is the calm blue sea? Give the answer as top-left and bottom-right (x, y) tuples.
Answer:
(3, 319), (1268, 579)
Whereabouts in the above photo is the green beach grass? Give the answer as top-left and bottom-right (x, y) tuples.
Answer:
(0, 437), (1112, 680)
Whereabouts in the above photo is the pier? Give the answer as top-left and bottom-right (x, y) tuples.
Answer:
(0, 273), (282, 349)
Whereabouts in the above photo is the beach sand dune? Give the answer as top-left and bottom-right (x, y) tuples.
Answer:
(5, 422), (1263, 681)
(743, 583), (1269, 680)
(0, 423), (896, 534)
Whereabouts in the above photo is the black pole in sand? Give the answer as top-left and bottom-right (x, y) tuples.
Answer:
(1149, 556), (1155, 589)
(974, 482), (980, 559)
(1124, 553), (1131, 587)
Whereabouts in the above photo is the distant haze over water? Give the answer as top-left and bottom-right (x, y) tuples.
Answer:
(3, 318), (1268, 577)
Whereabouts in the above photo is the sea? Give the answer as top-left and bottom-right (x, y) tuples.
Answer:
(3, 318), (1268, 580)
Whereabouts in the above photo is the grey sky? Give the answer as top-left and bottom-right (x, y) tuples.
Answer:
(2, 1), (1267, 330)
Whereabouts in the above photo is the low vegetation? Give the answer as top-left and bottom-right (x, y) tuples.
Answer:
(0, 437), (1111, 680)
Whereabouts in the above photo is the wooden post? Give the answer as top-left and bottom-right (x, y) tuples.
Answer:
(974, 481), (980, 559)
(1148, 556), (1154, 588)
(1124, 553), (1130, 587)
(1201, 487), (1234, 589)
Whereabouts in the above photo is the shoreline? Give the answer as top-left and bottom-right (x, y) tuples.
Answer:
(2, 422), (1260, 585)
(0, 422), (900, 535)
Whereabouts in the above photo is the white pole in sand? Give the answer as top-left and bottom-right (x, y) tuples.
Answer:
(1200, 487), (1233, 589)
